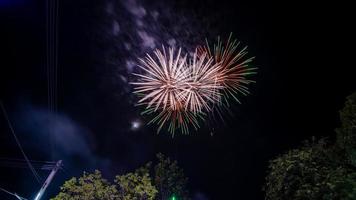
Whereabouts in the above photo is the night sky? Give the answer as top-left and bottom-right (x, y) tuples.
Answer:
(0, 0), (354, 199)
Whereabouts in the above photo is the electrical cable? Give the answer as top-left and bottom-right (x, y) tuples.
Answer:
(0, 101), (42, 184)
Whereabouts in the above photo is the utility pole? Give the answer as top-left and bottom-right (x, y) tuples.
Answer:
(0, 187), (27, 200)
(34, 160), (62, 200)
(15, 193), (27, 200)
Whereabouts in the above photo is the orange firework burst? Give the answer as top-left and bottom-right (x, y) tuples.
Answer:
(198, 34), (257, 105)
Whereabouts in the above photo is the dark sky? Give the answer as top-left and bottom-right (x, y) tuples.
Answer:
(0, 0), (354, 199)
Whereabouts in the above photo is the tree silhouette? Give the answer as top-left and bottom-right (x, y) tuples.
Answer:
(264, 92), (356, 200)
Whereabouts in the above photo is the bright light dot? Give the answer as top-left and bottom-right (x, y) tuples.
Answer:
(131, 120), (141, 130)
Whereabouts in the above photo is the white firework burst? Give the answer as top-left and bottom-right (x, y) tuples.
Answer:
(131, 46), (222, 134)
(132, 46), (189, 112)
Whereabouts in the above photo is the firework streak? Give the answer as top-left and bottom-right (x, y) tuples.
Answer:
(131, 35), (257, 135)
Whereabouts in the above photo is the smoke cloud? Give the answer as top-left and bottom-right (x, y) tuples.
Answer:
(16, 104), (111, 174)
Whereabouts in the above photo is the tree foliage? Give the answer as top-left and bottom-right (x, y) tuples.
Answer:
(154, 153), (189, 200)
(115, 163), (157, 200)
(265, 140), (356, 200)
(265, 92), (356, 200)
(51, 154), (190, 200)
(51, 170), (118, 200)
(336, 92), (356, 166)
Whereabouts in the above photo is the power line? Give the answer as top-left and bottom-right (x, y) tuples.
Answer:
(0, 159), (57, 170)
(0, 101), (42, 184)
(0, 157), (57, 164)
(46, 0), (59, 161)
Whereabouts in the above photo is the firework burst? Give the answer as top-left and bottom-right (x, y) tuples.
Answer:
(131, 35), (256, 135)
(183, 50), (223, 113)
(131, 46), (221, 135)
(198, 34), (257, 105)
(132, 47), (189, 112)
